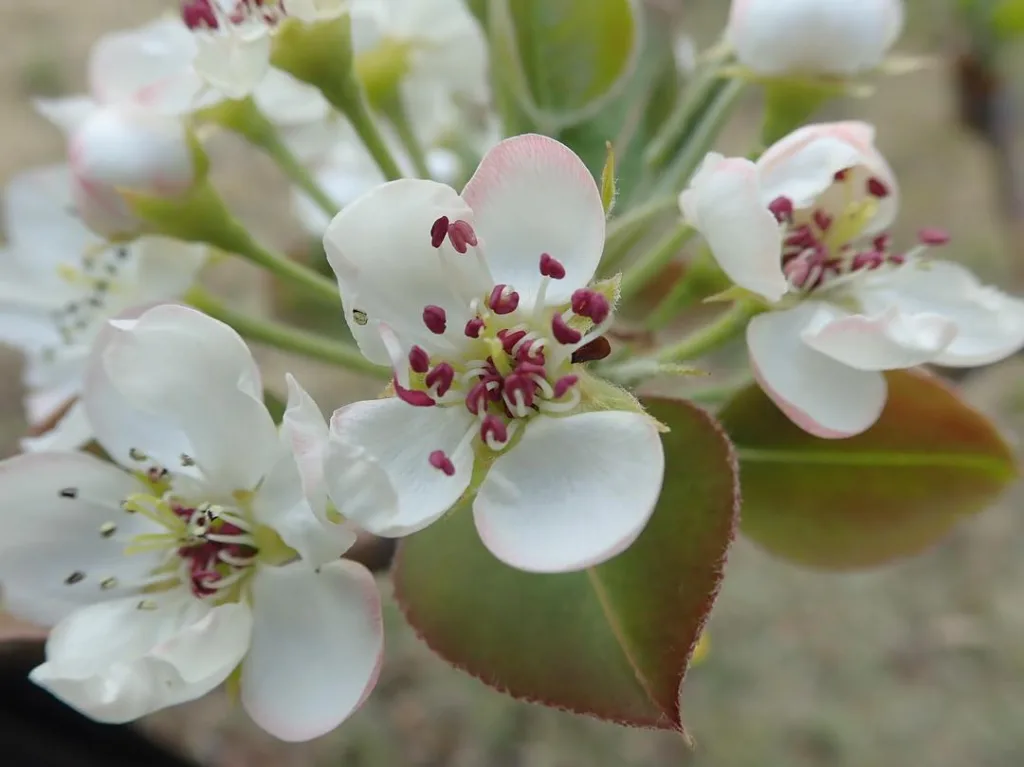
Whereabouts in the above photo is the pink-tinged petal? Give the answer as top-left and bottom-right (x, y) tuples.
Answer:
(462, 134), (605, 309)
(758, 121), (898, 234)
(748, 304), (887, 438)
(680, 153), (787, 302)
(0, 452), (163, 627)
(35, 594), (251, 724)
(96, 305), (279, 493)
(855, 260), (1024, 367)
(800, 304), (957, 370)
(474, 411), (664, 573)
(325, 398), (474, 537)
(242, 560), (383, 742)
(323, 179), (483, 365)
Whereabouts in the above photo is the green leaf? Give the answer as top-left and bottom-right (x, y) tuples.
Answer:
(993, 0), (1024, 38)
(490, 0), (641, 129)
(720, 369), (1017, 570)
(393, 397), (738, 730)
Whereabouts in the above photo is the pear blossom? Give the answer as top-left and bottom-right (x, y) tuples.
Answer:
(726, 0), (905, 77)
(0, 304), (382, 741)
(182, 0), (348, 99)
(680, 121), (1024, 438)
(322, 134), (665, 574)
(0, 165), (206, 451)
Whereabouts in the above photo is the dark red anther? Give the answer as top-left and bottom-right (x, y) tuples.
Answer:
(408, 345), (430, 374)
(553, 375), (579, 399)
(422, 305), (447, 334)
(503, 373), (536, 410)
(430, 216), (450, 248)
(873, 233), (891, 251)
(464, 317), (484, 338)
(516, 340), (545, 365)
(785, 225), (817, 249)
(465, 382), (490, 415)
(498, 328), (527, 355)
(425, 363), (455, 397)
(851, 251), (884, 271)
(570, 289), (610, 324)
(888, 253), (907, 265)
(395, 381), (436, 407)
(833, 168), (851, 182)
(768, 195), (794, 223)
(429, 450), (456, 476)
(866, 177), (890, 198)
(181, 0), (219, 29)
(552, 313), (583, 345)
(447, 220), (478, 254)
(571, 336), (611, 363)
(514, 361), (547, 378)
(488, 285), (520, 315)
(813, 210), (833, 232)
(918, 227), (950, 246)
(480, 415), (509, 445)
(539, 253), (566, 279)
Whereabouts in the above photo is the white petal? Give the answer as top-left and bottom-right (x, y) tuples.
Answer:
(856, 260), (1024, 367)
(0, 452), (164, 626)
(20, 401), (93, 453)
(461, 134), (605, 309)
(34, 96), (98, 134)
(192, 30), (272, 100)
(242, 560), (383, 742)
(281, 373), (330, 512)
(748, 305), (887, 438)
(89, 18), (211, 115)
(800, 303), (957, 370)
(252, 68), (330, 126)
(323, 179), (481, 364)
(97, 305), (279, 492)
(679, 153), (787, 302)
(325, 398), (473, 536)
(474, 412), (664, 573)
(284, 0), (349, 21)
(34, 593), (251, 723)
(131, 236), (208, 301)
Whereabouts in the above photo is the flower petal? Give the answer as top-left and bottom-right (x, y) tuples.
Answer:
(855, 260), (1024, 367)
(97, 305), (279, 492)
(748, 305), (888, 438)
(680, 153), (787, 302)
(323, 179), (483, 364)
(192, 30), (272, 100)
(34, 97), (98, 135)
(325, 397), (473, 536)
(461, 134), (605, 309)
(33, 593), (251, 723)
(474, 411), (664, 573)
(800, 304), (957, 370)
(281, 373), (330, 513)
(0, 452), (164, 626)
(20, 400), (93, 453)
(242, 560), (383, 742)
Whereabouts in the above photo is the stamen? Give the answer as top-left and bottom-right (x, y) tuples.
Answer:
(918, 227), (950, 246)
(425, 363), (455, 397)
(488, 285), (520, 315)
(813, 210), (833, 232)
(480, 415), (509, 449)
(422, 305), (447, 334)
(65, 571), (85, 585)
(182, 0), (220, 29)
(539, 253), (566, 279)
(447, 220), (478, 254)
(430, 216), (450, 248)
(409, 345), (430, 374)
(464, 317), (484, 338)
(553, 375), (579, 399)
(498, 328), (527, 355)
(429, 450), (456, 476)
(502, 373), (536, 410)
(571, 336), (611, 363)
(768, 196), (794, 223)
(867, 177), (890, 198)
(59, 487), (78, 499)
(570, 289), (611, 324)
(552, 313), (583, 345)
(395, 380), (437, 407)
(834, 168), (851, 182)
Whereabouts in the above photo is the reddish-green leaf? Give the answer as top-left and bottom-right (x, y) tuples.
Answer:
(720, 369), (1017, 570)
(393, 397), (738, 731)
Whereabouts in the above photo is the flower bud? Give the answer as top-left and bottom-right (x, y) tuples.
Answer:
(68, 105), (198, 238)
(727, 0), (905, 77)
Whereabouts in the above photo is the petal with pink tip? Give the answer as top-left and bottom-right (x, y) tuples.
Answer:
(474, 411), (664, 573)
(462, 134), (606, 309)
(680, 153), (787, 302)
(748, 304), (887, 438)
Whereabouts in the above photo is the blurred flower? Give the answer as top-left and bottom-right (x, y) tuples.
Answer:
(0, 166), (206, 451)
(726, 0), (905, 77)
(322, 134), (665, 574)
(681, 121), (1024, 438)
(0, 305), (382, 741)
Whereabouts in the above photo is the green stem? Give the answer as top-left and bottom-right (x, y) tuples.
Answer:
(644, 64), (724, 171)
(187, 289), (388, 378)
(645, 270), (703, 331)
(382, 93), (431, 178)
(657, 302), (758, 363)
(339, 89), (405, 181)
(600, 195), (679, 275)
(618, 223), (694, 303)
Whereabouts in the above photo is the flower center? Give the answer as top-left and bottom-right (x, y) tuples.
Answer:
(392, 219), (614, 475)
(768, 170), (949, 295)
(50, 243), (132, 348)
(181, 0), (285, 32)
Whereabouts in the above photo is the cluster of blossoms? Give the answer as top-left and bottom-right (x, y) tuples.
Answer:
(0, 0), (1021, 745)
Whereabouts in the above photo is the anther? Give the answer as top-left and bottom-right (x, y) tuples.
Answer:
(834, 168), (851, 182)
(395, 381), (437, 407)
(430, 216), (450, 248)
(867, 177), (890, 198)
(918, 227), (950, 246)
(100, 577), (118, 591)
(553, 375), (579, 399)
(429, 450), (456, 476)
(99, 522), (117, 539)
(447, 220), (478, 254)
(65, 571), (85, 586)
(768, 196), (794, 223)
(813, 210), (833, 232)
(180, 453), (196, 467)
(552, 314), (583, 345)
(128, 448), (148, 462)
(425, 363), (455, 397)
(498, 328), (527, 355)
(502, 373), (536, 410)
(181, 0), (219, 29)
(464, 317), (484, 338)
(481, 415), (509, 446)
(466, 382), (491, 415)
(409, 345), (430, 374)
(539, 253), (566, 279)
(570, 289), (611, 324)
(488, 285), (520, 315)
(422, 305), (447, 334)
(571, 336), (612, 363)
(59, 487), (78, 499)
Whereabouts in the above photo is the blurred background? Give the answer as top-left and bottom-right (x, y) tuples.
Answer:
(2, 1), (1024, 765)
